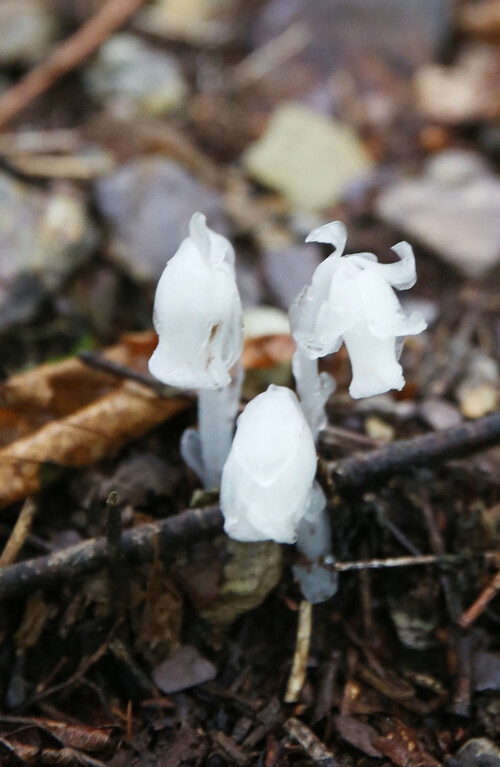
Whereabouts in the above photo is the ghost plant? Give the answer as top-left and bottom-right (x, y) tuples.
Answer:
(220, 385), (317, 544)
(220, 384), (338, 603)
(290, 220), (427, 424)
(149, 212), (243, 490)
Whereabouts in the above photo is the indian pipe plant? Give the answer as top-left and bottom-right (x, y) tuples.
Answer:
(149, 215), (426, 604)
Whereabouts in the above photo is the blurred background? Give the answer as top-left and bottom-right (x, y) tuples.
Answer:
(0, 0), (499, 419)
(3, 3), (500, 759)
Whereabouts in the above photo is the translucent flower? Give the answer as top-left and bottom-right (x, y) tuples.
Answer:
(220, 385), (317, 544)
(290, 221), (426, 399)
(149, 212), (243, 390)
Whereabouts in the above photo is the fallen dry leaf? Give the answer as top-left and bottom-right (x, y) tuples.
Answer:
(0, 383), (188, 508)
(0, 330), (295, 509)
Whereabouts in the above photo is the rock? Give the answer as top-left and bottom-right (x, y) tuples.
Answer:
(457, 351), (499, 419)
(153, 645), (216, 693)
(243, 103), (372, 212)
(0, 0), (60, 65)
(364, 416), (395, 443)
(389, 593), (440, 650)
(458, 382), (498, 419)
(135, 0), (233, 45)
(415, 44), (500, 125)
(0, 175), (97, 323)
(243, 306), (290, 338)
(377, 150), (500, 279)
(419, 398), (462, 431)
(95, 158), (227, 283)
(450, 738), (500, 767)
(84, 34), (188, 116)
(252, 0), (451, 74)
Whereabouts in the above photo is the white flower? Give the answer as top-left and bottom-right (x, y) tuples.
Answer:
(220, 385), (317, 544)
(149, 212), (243, 389)
(290, 221), (427, 399)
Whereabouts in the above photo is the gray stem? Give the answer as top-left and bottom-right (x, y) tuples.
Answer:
(198, 361), (243, 490)
(293, 347), (335, 441)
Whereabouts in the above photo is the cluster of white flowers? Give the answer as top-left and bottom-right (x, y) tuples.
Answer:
(149, 214), (426, 602)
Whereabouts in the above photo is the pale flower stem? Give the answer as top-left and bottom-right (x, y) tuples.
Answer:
(292, 347), (334, 442)
(198, 361), (243, 490)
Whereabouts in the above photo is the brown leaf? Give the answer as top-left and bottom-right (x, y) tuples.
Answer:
(0, 330), (295, 509)
(0, 383), (188, 508)
(373, 717), (441, 767)
(334, 715), (383, 758)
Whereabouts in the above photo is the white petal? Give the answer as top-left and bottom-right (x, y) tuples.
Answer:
(290, 255), (343, 357)
(343, 321), (405, 398)
(355, 268), (426, 339)
(305, 220), (347, 255)
(383, 241), (418, 290)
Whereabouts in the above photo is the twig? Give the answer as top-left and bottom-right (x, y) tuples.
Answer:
(78, 351), (183, 398)
(233, 23), (311, 87)
(284, 717), (338, 765)
(0, 0), (148, 130)
(284, 600), (312, 704)
(0, 498), (37, 566)
(106, 492), (126, 620)
(0, 519), (497, 603)
(1, 410), (500, 600)
(0, 505), (222, 602)
(459, 567), (500, 629)
(326, 411), (500, 488)
(331, 552), (499, 573)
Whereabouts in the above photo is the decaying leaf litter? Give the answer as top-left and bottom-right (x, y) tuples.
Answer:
(1, 0), (500, 764)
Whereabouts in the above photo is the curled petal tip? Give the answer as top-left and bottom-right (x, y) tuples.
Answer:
(305, 220), (347, 254)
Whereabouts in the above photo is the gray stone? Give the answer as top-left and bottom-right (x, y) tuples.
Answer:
(153, 645), (216, 694)
(243, 103), (372, 212)
(377, 150), (500, 279)
(95, 158), (228, 283)
(0, 0), (60, 65)
(0, 175), (97, 322)
(84, 34), (187, 116)
(450, 739), (500, 767)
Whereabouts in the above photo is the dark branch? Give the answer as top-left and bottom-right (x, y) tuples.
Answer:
(0, 505), (222, 601)
(326, 411), (500, 488)
(2, 411), (500, 601)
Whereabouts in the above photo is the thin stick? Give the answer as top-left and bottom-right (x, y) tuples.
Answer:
(332, 552), (499, 573)
(459, 568), (500, 629)
(284, 600), (312, 704)
(0, 0), (148, 130)
(0, 498), (37, 567)
(78, 351), (182, 398)
(327, 411), (500, 488)
(0, 505), (223, 602)
(284, 717), (338, 765)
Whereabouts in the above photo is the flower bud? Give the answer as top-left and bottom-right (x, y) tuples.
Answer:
(149, 212), (243, 389)
(221, 385), (317, 543)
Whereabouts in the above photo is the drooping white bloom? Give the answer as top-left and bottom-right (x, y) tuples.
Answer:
(290, 221), (427, 399)
(149, 212), (243, 390)
(220, 385), (317, 544)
